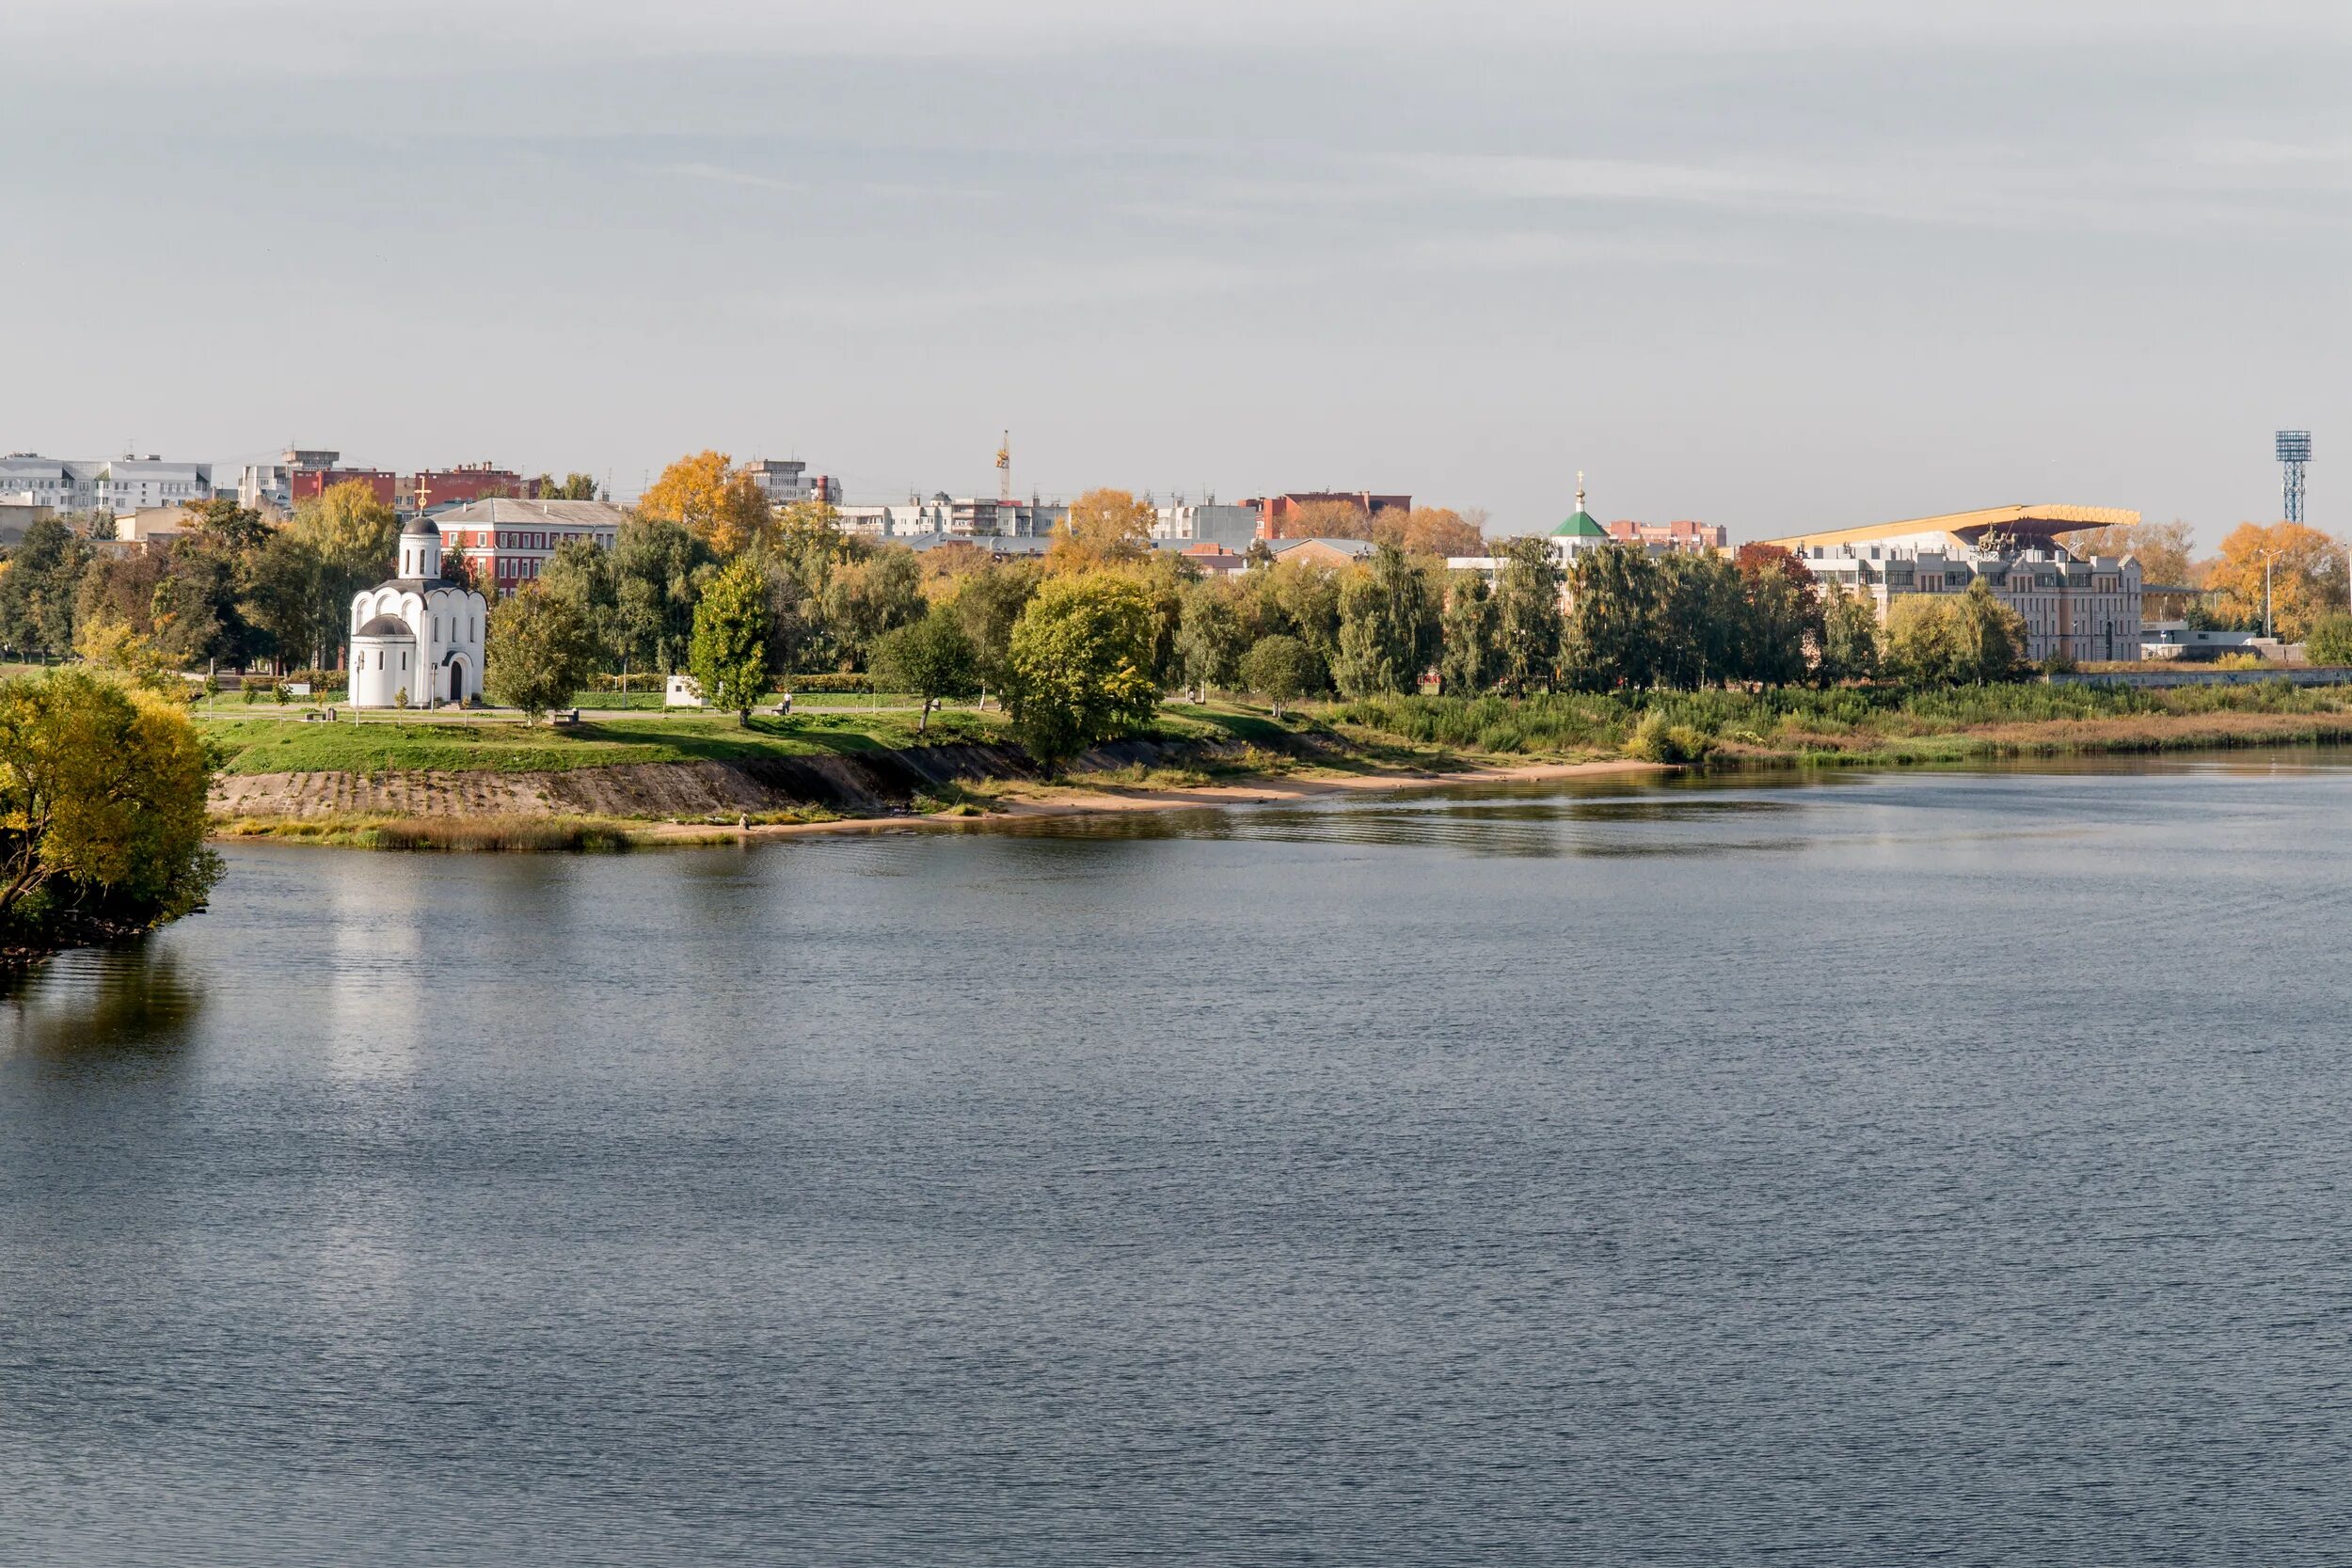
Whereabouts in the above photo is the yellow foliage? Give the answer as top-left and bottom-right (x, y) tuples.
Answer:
(641, 450), (774, 557)
(2205, 521), (2347, 641)
(74, 619), (175, 689)
(1047, 488), (1154, 573)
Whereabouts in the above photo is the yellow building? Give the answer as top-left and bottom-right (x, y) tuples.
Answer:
(1757, 504), (2144, 665)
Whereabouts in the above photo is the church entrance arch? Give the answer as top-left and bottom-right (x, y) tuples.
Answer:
(442, 652), (471, 705)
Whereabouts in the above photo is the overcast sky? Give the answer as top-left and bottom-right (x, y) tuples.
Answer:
(4, 0), (2346, 543)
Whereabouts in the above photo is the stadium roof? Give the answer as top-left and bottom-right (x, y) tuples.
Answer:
(1757, 504), (2139, 552)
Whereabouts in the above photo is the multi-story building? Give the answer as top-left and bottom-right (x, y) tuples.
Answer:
(290, 463), (399, 508)
(834, 495), (1065, 541)
(743, 457), (846, 509)
(1758, 504), (2145, 665)
(1604, 518), (1726, 552)
(2, 453), (211, 513)
(95, 456), (212, 512)
(0, 455), (79, 511)
(435, 498), (628, 593)
(408, 464), (529, 514)
(240, 448), (344, 512)
(1149, 502), (1263, 550)
(1244, 490), (1410, 536)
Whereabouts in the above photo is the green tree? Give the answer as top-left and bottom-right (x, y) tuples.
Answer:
(285, 480), (400, 670)
(240, 531), (332, 673)
(951, 561), (1044, 705)
(1252, 560), (1343, 683)
(1238, 634), (1317, 718)
(1818, 586), (1883, 683)
(1491, 537), (1562, 695)
(541, 535), (622, 673)
(1951, 579), (2028, 682)
(0, 517), (90, 655)
(818, 546), (926, 670)
(1175, 577), (1251, 700)
(0, 669), (219, 952)
(612, 517), (714, 673)
(1439, 572), (1499, 694)
(2305, 612), (2352, 666)
(1005, 574), (1161, 770)
(869, 606), (979, 734)
(1884, 597), (1964, 684)
(1565, 546), (1663, 691)
(688, 556), (775, 724)
(1735, 551), (1821, 688)
(180, 496), (273, 552)
(1651, 553), (1744, 690)
(535, 472), (601, 501)
(485, 584), (597, 722)
(1333, 542), (1441, 697)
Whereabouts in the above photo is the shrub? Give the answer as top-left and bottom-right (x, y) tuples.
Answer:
(1625, 711), (1714, 765)
(2305, 613), (2352, 666)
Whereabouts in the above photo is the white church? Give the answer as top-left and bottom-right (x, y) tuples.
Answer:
(348, 517), (487, 708)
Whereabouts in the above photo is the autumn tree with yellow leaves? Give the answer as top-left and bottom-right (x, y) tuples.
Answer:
(640, 451), (775, 557)
(1046, 488), (1155, 573)
(2204, 521), (2347, 641)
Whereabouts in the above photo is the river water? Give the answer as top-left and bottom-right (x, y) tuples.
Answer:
(6, 756), (2352, 1564)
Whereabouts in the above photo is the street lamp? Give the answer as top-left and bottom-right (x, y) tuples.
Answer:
(2254, 547), (2288, 641)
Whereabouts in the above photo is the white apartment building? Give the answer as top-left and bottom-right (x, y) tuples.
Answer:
(834, 495), (1066, 541)
(742, 458), (839, 507)
(0, 453), (211, 514)
(1149, 502), (1262, 549)
(97, 457), (212, 511)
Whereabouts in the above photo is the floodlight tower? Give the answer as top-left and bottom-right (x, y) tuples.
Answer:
(2278, 429), (2312, 523)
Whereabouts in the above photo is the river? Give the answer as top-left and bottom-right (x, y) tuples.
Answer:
(6, 756), (2352, 1564)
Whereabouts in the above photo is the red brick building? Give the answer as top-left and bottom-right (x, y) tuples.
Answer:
(408, 464), (532, 513)
(1243, 490), (1411, 538)
(289, 467), (400, 507)
(1602, 518), (1727, 553)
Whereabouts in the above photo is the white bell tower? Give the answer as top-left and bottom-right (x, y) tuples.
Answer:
(399, 517), (443, 579)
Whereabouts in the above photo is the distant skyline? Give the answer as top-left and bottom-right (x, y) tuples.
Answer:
(4, 0), (2346, 546)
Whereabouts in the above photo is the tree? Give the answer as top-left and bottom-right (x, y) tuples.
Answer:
(1884, 583), (2026, 685)
(1818, 586), (1882, 683)
(1047, 488), (1156, 573)
(1175, 577), (1251, 700)
(1004, 573), (1161, 770)
(1238, 634), (1317, 718)
(1333, 542), (1440, 697)
(2305, 613), (2352, 666)
(0, 669), (218, 954)
(612, 517), (714, 673)
(535, 472), (601, 501)
(688, 556), (774, 724)
(1490, 537), (1562, 695)
(951, 561), (1043, 705)
(1252, 560), (1343, 681)
(640, 450), (773, 556)
(0, 517), (89, 655)
(818, 546), (926, 670)
(180, 495), (273, 552)
(2205, 521), (2347, 641)
(1267, 498), (1377, 541)
(541, 535), (621, 672)
(1651, 552), (1744, 690)
(1387, 506), (1486, 559)
(1565, 546), (1662, 691)
(240, 531), (332, 673)
(869, 607), (979, 734)
(285, 480), (400, 671)
(1439, 572), (1499, 694)
(485, 584), (597, 722)
(1734, 547), (1822, 688)
(2062, 518), (2197, 619)
(74, 619), (173, 689)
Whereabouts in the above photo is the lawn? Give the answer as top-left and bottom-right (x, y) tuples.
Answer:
(201, 706), (1023, 776)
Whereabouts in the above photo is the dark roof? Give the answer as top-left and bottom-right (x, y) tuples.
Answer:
(354, 615), (413, 639)
(403, 516), (440, 536)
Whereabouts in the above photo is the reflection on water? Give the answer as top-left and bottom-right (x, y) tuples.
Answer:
(0, 939), (202, 1066)
(9, 753), (2352, 1565)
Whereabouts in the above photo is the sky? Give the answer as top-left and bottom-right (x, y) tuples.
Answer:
(4, 0), (2347, 545)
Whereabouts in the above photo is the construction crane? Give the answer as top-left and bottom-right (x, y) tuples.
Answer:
(995, 431), (1011, 508)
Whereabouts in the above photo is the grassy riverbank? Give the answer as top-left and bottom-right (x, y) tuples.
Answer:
(201, 678), (2352, 847)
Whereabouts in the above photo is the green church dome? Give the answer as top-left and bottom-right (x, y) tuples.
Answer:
(1550, 473), (1608, 537)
